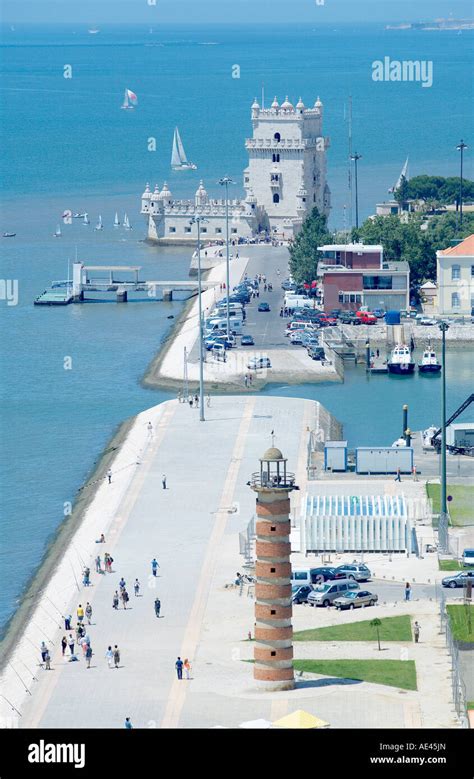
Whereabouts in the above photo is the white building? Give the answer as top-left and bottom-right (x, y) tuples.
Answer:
(141, 96), (331, 244)
(436, 233), (474, 316)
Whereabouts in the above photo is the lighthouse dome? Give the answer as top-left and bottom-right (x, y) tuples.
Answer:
(271, 96), (280, 109)
(261, 447), (284, 462)
(195, 180), (209, 205)
(281, 96), (294, 111)
(159, 182), (172, 201)
(251, 97), (260, 110)
(142, 182), (152, 199)
(296, 97), (305, 110)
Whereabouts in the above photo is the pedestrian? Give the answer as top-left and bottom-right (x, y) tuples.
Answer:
(151, 558), (159, 577)
(113, 645), (120, 668)
(162, 474), (167, 490)
(107, 553), (114, 572)
(207, 394), (211, 407)
(81, 636), (89, 656)
(76, 624), (84, 642)
(394, 468), (401, 483)
(178, 390), (182, 403)
(61, 636), (67, 656)
(405, 582), (412, 601)
(249, 373), (253, 385)
(107, 468), (112, 484)
(147, 421), (153, 439)
(184, 658), (191, 680)
(119, 577), (126, 591)
(412, 465), (418, 482)
(189, 397), (193, 409)
(85, 603), (92, 625)
(280, 307), (283, 317)
(105, 646), (114, 668)
(112, 591), (119, 610)
(121, 589), (129, 609)
(244, 375), (249, 388)
(85, 645), (93, 669)
(44, 650), (51, 671)
(194, 394), (198, 407)
(376, 348), (380, 358)
(175, 656), (183, 680)
(134, 579), (140, 596)
(68, 634), (75, 656)
(64, 614), (72, 631)
(125, 717), (133, 729)
(413, 621), (421, 643)
(154, 598), (161, 618)
(40, 641), (48, 664)
(77, 604), (84, 623)
(95, 555), (102, 573)
(82, 567), (90, 587)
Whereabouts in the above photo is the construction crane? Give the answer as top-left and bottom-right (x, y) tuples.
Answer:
(431, 394), (474, 454)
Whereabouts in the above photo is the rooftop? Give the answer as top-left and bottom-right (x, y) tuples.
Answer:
(317, 261), (410, 274)
(317, 243), (383, 253)
(438, 234), (474, 257)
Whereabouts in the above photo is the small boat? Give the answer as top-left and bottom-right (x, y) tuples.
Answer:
(121, 88), (138, 110)
(389, 157), (409, 194)
(95, 215), (103, 231)
(171, 127), (197, 170)
(73, 212), (85, 218)
(83, 213), (90, 225)
(3, 232), (16, 238)
(123, 213), (132, 230)
(53, 225), (62, 238)
(88, 28), (100, 34)
(418, 344), (442, 373)
(113, 212), (120, 228)
(387, 344), (415, 375)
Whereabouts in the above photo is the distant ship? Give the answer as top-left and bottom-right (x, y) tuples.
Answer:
(3, 232), (16, 238)
(389, 157), (409, 194)
(171, 127), (197, 170)
(88, 28), (100, 35)
(121, 88), (138, 110)
(388, 344), (415, 375)
(418, 344), (442, 373)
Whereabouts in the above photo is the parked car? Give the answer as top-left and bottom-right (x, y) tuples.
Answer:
(248, 356), (271, 370)
(213, 335), (236, 349)
(334, 563), (371, 582)
(212, 343), (227, 360)
(372, 309), (386, 319)
(308, 346), (326, 361)
(339, 311), (357, 324)
(441, 571), (474, 589)
(329, 309), (341, 318)
(334, 590), (378, 610)
(281, 280), (296, 291)
(292, 585), (313, 604)
(258, 302), (270, 312)
(419, 316), (437, 326)
(307, 579), (359, 607)
(318, 316), (338, 326)
(357, 312), (377, 325)
(241, 334), (255, 346)
(308, 567), (346, 583)
(289, 330), (306, 344)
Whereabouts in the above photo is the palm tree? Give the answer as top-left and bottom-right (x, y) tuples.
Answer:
(371, 618), (382, 651)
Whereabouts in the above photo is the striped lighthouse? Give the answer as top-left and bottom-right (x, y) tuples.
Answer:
(250, 446), (297, 691)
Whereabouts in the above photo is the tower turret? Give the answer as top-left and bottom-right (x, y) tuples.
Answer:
(194, 180), (209, 207)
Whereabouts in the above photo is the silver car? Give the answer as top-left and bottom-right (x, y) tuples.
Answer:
(307, 579), (359, 607)
(334, 590), (378, 610)
(335, 564), (371, 582)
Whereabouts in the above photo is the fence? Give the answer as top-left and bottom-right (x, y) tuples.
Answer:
(238, 515), (255, 569)
(439, 589), (469, 727)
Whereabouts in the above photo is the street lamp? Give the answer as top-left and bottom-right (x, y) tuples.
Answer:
(350, 152), (362, 229)
(438, 320), (449, 552)
(456, 140), (468, 228)
(218, 176), (235, 339)
(190, 216), (208, 422)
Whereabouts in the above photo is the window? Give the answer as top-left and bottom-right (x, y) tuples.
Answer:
(215, 227), (222, 234)
(452, 292), (460, 308)
(471, 265), (474, 277)
(231, 228), (237, 234)
(201, 227), (207, 233)
(338, 292), (344, 303)
(184, 227), (191, 233)
(273, 193), (280, 204)
(169, 227), (176, 233)
(363, 276), (392, 290)
(451, 264), (461, 281)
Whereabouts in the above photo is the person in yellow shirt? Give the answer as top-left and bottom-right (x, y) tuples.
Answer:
(77, 604), (84, 623)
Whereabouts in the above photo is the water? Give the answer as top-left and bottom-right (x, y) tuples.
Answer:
(1, 22), (473, 630)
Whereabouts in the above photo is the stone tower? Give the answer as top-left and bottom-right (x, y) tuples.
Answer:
(244, 95), (331, 237)
(250, 446), (298, 691)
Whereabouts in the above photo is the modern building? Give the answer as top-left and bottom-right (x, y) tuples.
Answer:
(250, 447), (297, 691)
(141, 95), (331, 244)
(317, 243), (410, 313)
(436, 234), (474, 316)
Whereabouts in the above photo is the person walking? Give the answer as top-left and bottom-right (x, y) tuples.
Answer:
(44, 650), (51, 671)
(125, 717), (133, 729)
(113, 645), (121, 668)
(40, 641), (48, 664)
(162, 474), (167, 490)
(105, 646), (114, 669)
(95, 555), (102, 574)
(154, 598), (161, 618)
(413, 621), (421, 643)
(112, 591), (119, 610)
(107, 468), (112, 484)
(207, 394), (211, 407)
(151, 558), (159, 577)
(189, 397), (193, 409)
(61, 635), (67, 656)
(405, 582), (412, 601)
(175, 656), (183, 680)
(85, 603), (92, 624)
(147, 421), (154, 439)
(184, 658), (191, 680)
(121, 589), (129, 609)
(412, 465), (418, 482)
(119, 577), (126, 592)
(394, 468), (402, 483)
(85, 645), (93, 669)
(134, 579), (140, 597)
(68, 634), (75, 656)
(77, 604), (84, 624)
(64, 614), (72, 631)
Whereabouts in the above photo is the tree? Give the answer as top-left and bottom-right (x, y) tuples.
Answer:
(407, 175), (474, 206)
(288, 208), (332, 285)
(394, 174), (410, 204)
(371, 618), (382, 651)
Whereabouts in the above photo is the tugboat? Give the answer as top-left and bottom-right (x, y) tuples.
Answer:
(387, 343), (415, 375)
(418, 343), (442, 373)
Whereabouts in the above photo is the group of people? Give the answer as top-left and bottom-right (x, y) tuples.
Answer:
(243, 373), (253, 388)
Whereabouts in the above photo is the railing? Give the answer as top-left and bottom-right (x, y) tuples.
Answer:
(249, 472), (296, 489)
(439, 589), (469, 726)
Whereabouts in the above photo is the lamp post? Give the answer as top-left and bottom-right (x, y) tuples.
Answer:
(439, 321), (449, 552)
(350, 152), (362, 229)
(190, 216), (208, 422)
(456, 140), (468, 228)
(219, 176), (235, 339)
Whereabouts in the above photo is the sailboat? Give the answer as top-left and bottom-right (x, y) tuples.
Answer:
(54, 225), (62, 238)
(83, 213), (90, 225)
(389, 157), (409, 194)
(95, 215), (103, 231)
(113, 212), (120, 227)
(88, 28), (100, 35)
(121, 88), (138, 110)
(123, 213), (132, 230)
(171, 127), (197, 170)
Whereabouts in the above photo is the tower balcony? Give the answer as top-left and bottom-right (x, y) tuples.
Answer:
(249, 471), (296, 490)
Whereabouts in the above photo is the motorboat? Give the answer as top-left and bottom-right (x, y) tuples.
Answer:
(418, 344), (442, 373)
(387, 344), (415, 375)
(3, 232), (16, 237)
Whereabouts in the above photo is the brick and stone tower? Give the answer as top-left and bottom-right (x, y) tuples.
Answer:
(250, 446), (297, 691)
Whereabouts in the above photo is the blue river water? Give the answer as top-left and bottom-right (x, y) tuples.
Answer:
(0, 22), (473, 630)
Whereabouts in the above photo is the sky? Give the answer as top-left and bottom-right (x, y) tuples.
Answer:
(2, 0), (473, 25)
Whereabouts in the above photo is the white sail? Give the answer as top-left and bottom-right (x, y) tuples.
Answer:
(83, 213), (90, 225)
(95, 215), (103, 230)
(176, 128), (188, 164)
(389, 157), (409, 193)
(114, 212), (120, 227)
(171, 127), (197, 170)
(54, 224), (62, 237)
(171, 128), (181, 167)
(123, 213), (131, 229)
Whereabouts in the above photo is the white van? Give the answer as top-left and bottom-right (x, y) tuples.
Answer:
(216, 302), (243, 313)
(463, 548), (474, 567)
(285, 321), (317, 335)
(206, 318), (243, 335)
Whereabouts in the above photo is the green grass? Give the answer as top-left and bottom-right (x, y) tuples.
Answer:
(438, 560), (462, 571)
(427, 483), (474, 527)
(293, 659), (417, 691)
(467, 701), (474, 710)
(446, 605), (474, 643)
(294, 615), (413, 642)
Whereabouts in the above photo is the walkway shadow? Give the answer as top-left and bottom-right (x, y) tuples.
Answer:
(296, 676), (362, 689)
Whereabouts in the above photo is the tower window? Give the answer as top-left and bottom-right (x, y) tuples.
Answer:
(270, 610), (276, 615)
(270, 651), (276, 657)
(270, 526), (276, 531)
(273, 193), (280, 204)
(274, 132), (281, 142)
(270, 567), (276, 572)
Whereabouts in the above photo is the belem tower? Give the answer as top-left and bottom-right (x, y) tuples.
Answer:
(141, 96), (331, 244)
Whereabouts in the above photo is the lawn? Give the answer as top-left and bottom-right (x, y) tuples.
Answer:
(293, 659), (417, 691)
(446, 605), (474, 642)
(438, 560), (462, 572)
(294, 615), (412, 642)
(426, 483), (474, 527)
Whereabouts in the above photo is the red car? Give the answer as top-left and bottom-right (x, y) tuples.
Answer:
(357, 312), (377, 325)
(318, 316), (338, 326)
